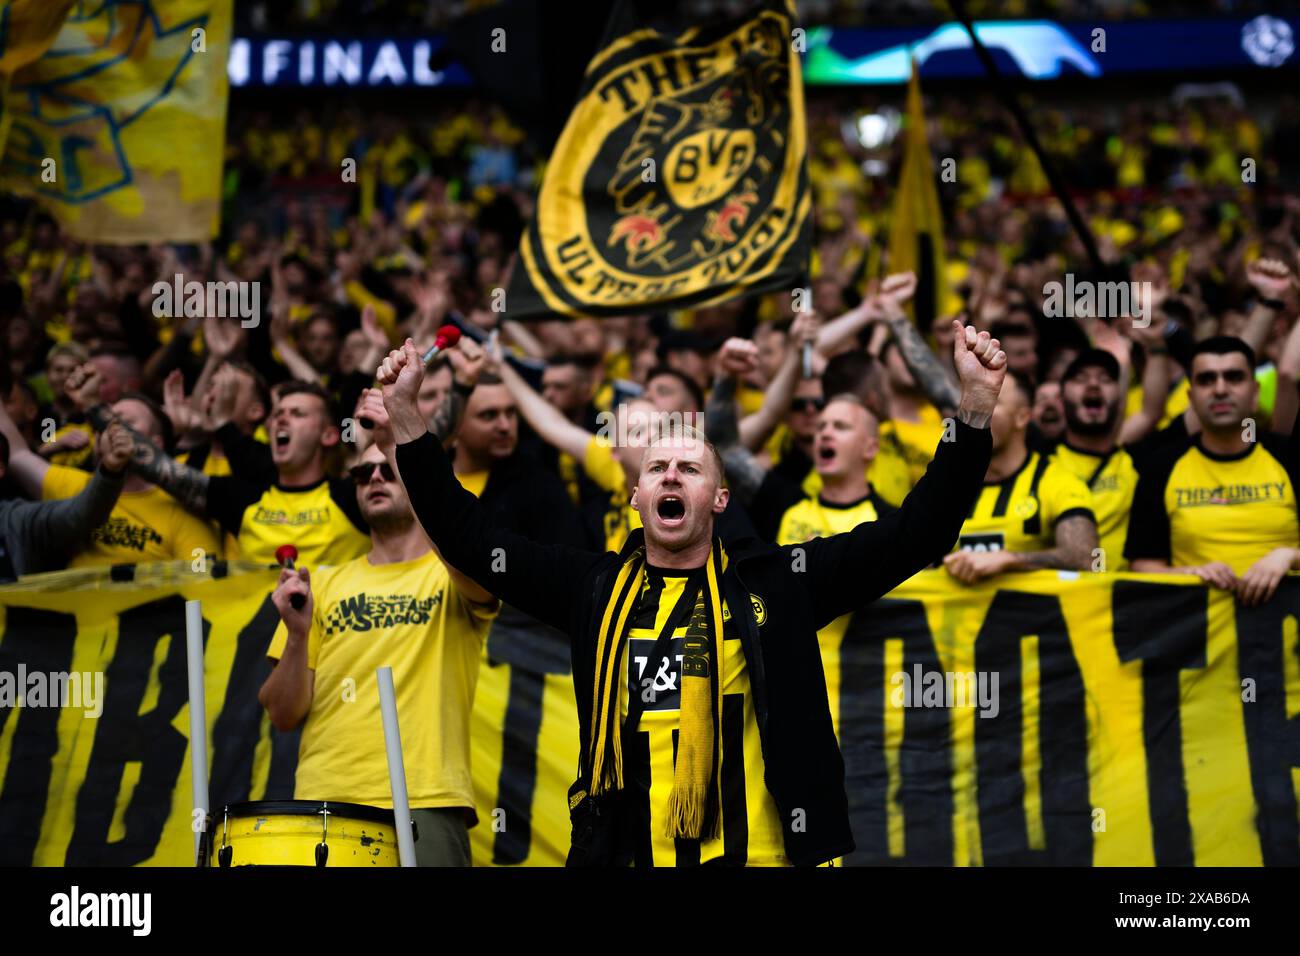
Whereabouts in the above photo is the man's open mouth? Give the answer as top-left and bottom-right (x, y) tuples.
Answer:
(656, 495), (685, 523)
(818, 446), (836, 462)
(1082, 396), (1104, 411)
(275, 430), (291, 448)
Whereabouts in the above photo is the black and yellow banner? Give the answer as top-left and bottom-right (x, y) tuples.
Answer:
(508, 0), (812, 318)
(0, 566), (1296, 866)
(886, 60), (953, 327)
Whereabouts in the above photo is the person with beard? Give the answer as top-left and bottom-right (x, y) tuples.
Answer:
(942, 370), (1098, 584)
(1127, 337), (1300, 606)
(260, 431), (498, 866)
(377, 322), (1005, 867)
(1052, 347), (1171, 572)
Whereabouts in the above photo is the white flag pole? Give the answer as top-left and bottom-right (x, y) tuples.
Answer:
(377, 666), (417, 866)
(185, 599), (209, 866)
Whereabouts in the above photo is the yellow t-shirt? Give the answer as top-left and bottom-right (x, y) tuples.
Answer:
(953, 450), (1095, 555)
(456, 470), (490, 498)
(1125, 436), (1298, 575)
(1126, 376), (1189, 430)
(209, 477), (370, 569)
(584, 437), (640, 553)
(42, 464), (221, 569)
(865, 422), (916, 507)
(267, 551), (498, 809)
(800, 430), (913, 508)
(888, 407), (946, 486)
(777, 492), (889, 736)
(1051, 443), (1139, 572)
(48, 422), (95, 469)
(619, 567), (787, 865)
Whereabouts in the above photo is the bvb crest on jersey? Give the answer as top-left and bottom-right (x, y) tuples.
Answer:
(509, 0), (812, 318)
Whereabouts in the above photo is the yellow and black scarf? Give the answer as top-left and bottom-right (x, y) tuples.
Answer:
(587, 540), (727, 841)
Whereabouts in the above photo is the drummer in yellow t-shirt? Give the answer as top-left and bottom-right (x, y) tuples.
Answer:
(261, 419), (499, 867)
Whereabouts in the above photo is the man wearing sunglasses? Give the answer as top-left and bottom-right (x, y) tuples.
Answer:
(1127, 337), (1300, 606)
(260, 398), (498, 866)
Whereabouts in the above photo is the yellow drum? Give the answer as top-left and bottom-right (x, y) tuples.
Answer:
(211, 801), (401, 867)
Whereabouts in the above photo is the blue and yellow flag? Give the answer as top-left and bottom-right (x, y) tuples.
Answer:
(887, 60), (953, 327)
(0, 1), (78, 73)
(0, 0), (232, 243)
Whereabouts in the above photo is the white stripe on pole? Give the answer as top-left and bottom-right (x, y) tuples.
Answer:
(377, 666), (417, 867)
(185, 599), (208, 866)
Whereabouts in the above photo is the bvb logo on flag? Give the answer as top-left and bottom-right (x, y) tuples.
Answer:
(513, 0), (811, 318)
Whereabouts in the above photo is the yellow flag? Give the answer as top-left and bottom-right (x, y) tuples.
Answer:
(886, 60), (953, 327)
(0, 0), (232, 243)
(0, 0), (78, 158)
(0, 1), (77, 72)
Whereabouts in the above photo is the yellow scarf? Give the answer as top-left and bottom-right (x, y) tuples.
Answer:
(587, 541), (726, 841)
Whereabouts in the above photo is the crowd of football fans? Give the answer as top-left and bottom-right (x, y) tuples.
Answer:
(0, 79), (1298, 602)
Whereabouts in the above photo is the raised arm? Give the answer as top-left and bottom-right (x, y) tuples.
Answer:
(61, 363), (213, 514)
(878, 271), (962, 414)
(17, 424), (131, 572)
(1240, 257), (1297, 356)
(379, 340), (603, 633)
(738, 312), (820, 451)
(704, 342), (778, 505)
(1118, 321), (1173, 445)
(357, 387), (496, 607)
(0, 399), (48, 499)
(800, 321), (1001, 626)
(427, 336), (486, 444)
(815, 298), (878, 356)
(491, 346), (593, 462)
(1270, 307), (1300, 435)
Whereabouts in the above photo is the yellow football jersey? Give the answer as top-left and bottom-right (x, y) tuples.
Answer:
(1051, 443), (1140, 572)
(618, 567), (787, 866)
(952, 451), (1095, 556)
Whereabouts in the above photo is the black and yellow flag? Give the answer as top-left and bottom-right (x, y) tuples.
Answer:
(887, 60), (952, 327)
(508, 0), (811, 318)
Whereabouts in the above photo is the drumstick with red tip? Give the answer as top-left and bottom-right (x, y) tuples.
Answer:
(275, 544), (306, 610)
(359, 324), (463, 429)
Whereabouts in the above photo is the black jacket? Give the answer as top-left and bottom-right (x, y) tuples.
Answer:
(395, 420), (991, 865)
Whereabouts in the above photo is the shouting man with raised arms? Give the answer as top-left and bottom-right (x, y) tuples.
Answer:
(377, 320), (1007, 867)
